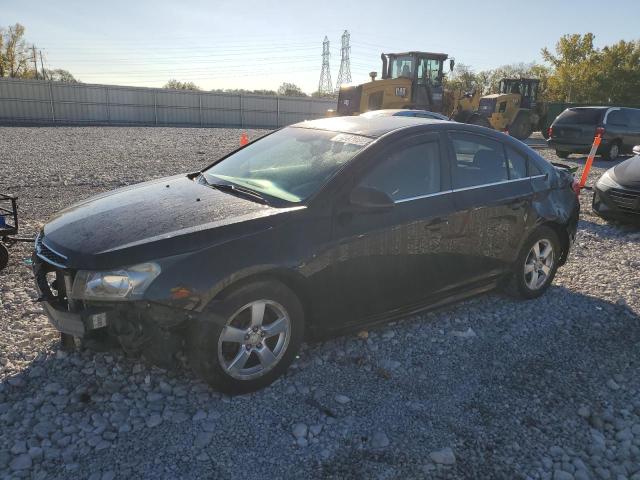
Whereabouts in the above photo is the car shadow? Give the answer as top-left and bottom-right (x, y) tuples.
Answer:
(1, 286), (639, 478)
(555, 153), (632, 170)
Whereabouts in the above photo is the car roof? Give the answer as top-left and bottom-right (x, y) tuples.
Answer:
(361, 109), (447, 118)
(292, 116), (447, 138)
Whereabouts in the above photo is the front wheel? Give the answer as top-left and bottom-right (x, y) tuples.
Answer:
(505, 226), (560, 299)
(602, 141), (620, 161)
(187, 279), (304, 394)
(0, 243), (8, 271)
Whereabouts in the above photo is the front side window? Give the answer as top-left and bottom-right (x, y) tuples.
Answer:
(450, 133), (508, 188)
(416, 58), (442, 86)
(359, 140), (441, 201)
(607, 110), (629, 126)
(390, 56), (415, 79)
(205, 127), (371, 203)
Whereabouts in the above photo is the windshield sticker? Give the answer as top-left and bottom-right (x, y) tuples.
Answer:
(329, 133), (370, 146)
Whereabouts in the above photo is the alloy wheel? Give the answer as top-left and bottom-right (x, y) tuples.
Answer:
(523, 239), (554, 290)
(217, 300), (291, 380)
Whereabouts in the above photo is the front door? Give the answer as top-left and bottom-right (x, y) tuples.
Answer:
(328, 132), (456, 329)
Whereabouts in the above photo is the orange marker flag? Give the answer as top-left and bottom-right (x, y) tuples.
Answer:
(240, 132), (249, 146)
(578, 133), (602, 190)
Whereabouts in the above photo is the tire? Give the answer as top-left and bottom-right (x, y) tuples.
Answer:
(602, 140), (621, 161)
(470, 115), (492, 129)
(0, 243), (8, 271)
(509, 112), (533, 140)
(556, 150), (570, 159)
(504, 226), (560, 300)
(187, 279), (304, 395)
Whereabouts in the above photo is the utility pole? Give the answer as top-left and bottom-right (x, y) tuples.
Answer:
(32, 45), (39, 80)
(39, 50), (47, 81)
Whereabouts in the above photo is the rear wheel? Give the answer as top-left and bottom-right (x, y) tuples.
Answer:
(505, 226), (560, 299)
(509, 113), (533, 140)
(602, 141), (621, 161)
(187, 279), (304, 394)
(0, 243), (8, 271)
(470, 115), (492, 129)
(556, 150), (570, 159)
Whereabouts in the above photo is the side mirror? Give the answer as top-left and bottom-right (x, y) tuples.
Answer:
(349, 186), (394, 210)
(633, 145), (640, 156)
(449, 58), (455, 72)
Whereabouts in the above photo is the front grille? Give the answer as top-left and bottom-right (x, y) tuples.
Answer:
(608, 187), (640, 214)
(35, 233), (68, 268)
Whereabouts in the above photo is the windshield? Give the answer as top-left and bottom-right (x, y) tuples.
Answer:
(204, 127), (371, 203)
(417, 58), (443, 86)
(555, 108), (605, 125)
(390, 55), (415, 79)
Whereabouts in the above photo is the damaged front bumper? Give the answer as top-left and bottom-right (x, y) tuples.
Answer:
(34, 254), (193, 367)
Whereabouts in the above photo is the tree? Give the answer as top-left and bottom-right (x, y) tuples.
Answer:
(277, 82), (307, 97)
(163, 79), (201, 91)
(311, 90), (337, 99)
(0, 23), (32, 78)
(44, 68), (79, 83)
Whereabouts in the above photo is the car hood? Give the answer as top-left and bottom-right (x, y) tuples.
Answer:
(612, 155), (640, 187)
(43, 174), (301, 269)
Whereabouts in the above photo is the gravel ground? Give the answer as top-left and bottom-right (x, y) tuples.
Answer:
(1, 127), (639, 480)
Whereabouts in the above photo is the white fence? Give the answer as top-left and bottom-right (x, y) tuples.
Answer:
(0, 78), (336, 129)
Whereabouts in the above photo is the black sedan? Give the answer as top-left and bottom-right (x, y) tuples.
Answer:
(593, 145), (640, 223)
(33, 116), (579, 393)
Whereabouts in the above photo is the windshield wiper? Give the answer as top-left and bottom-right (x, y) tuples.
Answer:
(209, 182), (267, 204)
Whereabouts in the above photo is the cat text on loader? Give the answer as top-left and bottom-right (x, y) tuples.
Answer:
(452, 78), (542, 140)
(336, 52), (454, 116)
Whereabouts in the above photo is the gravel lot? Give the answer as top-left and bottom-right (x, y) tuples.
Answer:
(1, 127), (639, 480)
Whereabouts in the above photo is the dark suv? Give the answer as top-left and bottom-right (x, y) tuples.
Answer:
(547, 107), (640, 160)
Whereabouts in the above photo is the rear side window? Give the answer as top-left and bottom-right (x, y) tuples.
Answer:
(450, 133), (508, 188)
(505, 146), (527, 179)
(627, 109), (640, 128)
(360, 140), (441, 201)
(607, 110), (629, 126)
(556, 108), (604, 125)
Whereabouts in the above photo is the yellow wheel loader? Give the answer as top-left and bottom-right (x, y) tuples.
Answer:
(452, 78), (542, 140)
(336, 52), (454, 116)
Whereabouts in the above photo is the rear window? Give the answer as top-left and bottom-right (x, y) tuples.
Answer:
(555, 108), (604, 125)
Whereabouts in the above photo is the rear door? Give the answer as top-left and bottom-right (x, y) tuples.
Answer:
(627, 109), (640, 147)
(605, 109), (632, 147)
(446, 132), (533, 280)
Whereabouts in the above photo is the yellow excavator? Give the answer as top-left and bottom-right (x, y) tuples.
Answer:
(336, 52), (454, 115)
(451, 78), (542, 140)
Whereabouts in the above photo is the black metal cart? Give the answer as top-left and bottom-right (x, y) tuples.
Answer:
(0, 193), (33, 271)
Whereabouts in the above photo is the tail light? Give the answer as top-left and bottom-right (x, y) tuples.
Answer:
(595, 126), (605, 137)
(547, 126), (553, 138)
(572, 178), (581, 195)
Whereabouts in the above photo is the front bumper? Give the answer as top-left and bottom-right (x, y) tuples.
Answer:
(41, 300), (109, 337)
(592, 185), (640, 224)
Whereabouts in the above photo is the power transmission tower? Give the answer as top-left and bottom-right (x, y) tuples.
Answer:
(335, 30), (352, 92)
(318, 36), (332, 96)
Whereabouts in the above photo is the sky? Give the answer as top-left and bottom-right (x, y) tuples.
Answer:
(2, 0), (638, 93)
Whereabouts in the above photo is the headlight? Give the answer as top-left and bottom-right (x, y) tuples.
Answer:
(596, 170), (622, 189)
(71, 262), (161, 300)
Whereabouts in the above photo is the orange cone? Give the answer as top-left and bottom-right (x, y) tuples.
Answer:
(240, 132), (249, 146)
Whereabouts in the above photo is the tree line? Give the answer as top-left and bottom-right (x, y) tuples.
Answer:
(0, 23), (78, 82)
(445, 33), (640, 106)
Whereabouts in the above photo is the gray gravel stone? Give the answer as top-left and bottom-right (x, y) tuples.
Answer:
(429, 447), (456, 465)
(10, 454), (32, 471)
(334, 394), (351, 404)
(370, 432), (390, 449)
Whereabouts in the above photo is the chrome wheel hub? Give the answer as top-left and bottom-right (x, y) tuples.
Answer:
(217, 300), (291, 381)
(524, 239), (554, 290)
